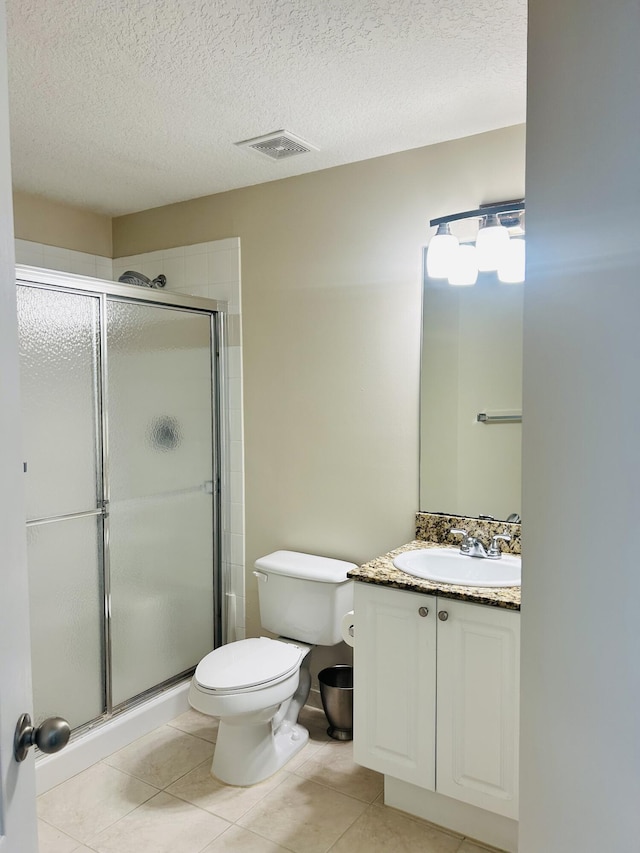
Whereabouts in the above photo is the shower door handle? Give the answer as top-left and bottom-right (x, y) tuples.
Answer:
(14, 713), (70, 762)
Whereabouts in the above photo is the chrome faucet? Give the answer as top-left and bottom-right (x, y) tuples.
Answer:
(450, 528), (488, 558)
(450, 528), (511, 560)
(487, 532), (512, 558)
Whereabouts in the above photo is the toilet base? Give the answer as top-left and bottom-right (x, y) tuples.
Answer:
(211, 718), (309, 786)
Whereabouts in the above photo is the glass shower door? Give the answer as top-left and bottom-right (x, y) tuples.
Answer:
(17, 284), (105, 730)
(106, 299), (217, 707)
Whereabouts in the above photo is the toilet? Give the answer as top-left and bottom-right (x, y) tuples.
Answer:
(189, 550), (355, 786)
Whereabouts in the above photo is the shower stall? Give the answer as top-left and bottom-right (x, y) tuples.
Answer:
(16, 266), (224, 743)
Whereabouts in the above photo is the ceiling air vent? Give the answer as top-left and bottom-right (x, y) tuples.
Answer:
(235, 130), (318, 161)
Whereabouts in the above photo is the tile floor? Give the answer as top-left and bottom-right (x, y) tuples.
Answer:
(37, 706), (504, 853)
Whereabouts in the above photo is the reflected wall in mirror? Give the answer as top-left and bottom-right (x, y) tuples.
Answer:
(419, 249), (523, 522)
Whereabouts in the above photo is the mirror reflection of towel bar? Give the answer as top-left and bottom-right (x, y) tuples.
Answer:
(477, 412), (522, 424)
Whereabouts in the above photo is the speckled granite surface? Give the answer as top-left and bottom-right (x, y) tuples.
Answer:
(348, 512), (522, 610)
(416, 512), (521, 554)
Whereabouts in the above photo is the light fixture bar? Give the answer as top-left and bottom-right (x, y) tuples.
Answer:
(430, 199), (525, 228)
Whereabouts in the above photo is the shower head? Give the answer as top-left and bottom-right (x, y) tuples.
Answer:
(118, 271), (166, 289)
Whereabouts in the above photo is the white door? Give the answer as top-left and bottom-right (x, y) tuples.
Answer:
(0, 433), (38, 853)
(436, 598), (520, 819)
(353, 583), (436, 789)
(0, 2), (38, 849)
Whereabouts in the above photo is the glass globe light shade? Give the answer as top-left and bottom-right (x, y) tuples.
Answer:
(448, 244), (478, 286)
(475, 214), (510, 272)
(498, 237), (526, 283)
(426, 223), (459, 279)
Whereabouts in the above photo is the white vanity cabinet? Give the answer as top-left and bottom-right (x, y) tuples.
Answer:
(436, 597), (520, 819)
(353, 582), (437, 789)
(353, 581), (520, 820)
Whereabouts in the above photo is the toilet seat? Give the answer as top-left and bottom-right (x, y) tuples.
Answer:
(194, 637), (306, 695)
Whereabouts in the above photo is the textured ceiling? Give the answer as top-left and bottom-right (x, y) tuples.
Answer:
(6, 0), (527, 216)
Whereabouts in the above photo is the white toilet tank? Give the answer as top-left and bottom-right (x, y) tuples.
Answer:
(254, 550), (356, 645)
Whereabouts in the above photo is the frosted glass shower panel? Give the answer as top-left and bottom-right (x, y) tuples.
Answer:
(17, 285), (101, 520)
(107, 301), (215, 706)
(26, 516), (104, 730)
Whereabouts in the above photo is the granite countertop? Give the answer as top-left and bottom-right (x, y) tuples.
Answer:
(348, 540), (521, 611)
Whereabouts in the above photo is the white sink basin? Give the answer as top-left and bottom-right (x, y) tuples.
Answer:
(393, 547), (521, 588)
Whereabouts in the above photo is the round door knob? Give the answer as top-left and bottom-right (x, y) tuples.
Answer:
(14, 713), (70, 762)
(36, 717), (71, 753)
(438, 610), (449, 621)
(418, 606), (429, 617)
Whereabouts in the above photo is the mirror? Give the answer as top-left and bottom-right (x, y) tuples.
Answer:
(419, 249), (523, 522)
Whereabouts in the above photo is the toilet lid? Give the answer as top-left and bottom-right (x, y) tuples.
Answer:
(255, 550), (357, 582)
(195, 637), (304, 692)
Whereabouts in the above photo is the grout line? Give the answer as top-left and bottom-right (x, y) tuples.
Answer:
(65, 780), (160, 850)
(166, 767), (294, 829)
(96, 757), (166, 791)
(290, 768), (383, 807)
(231, 824), (299, 853)
(286, 770), (377, 807)
(325, 801), (375, 851)
(371, 799), (465, 840)
(37, 815), (89, 848)
(161, 756), (214, 792)
(165, 720), (218, 745)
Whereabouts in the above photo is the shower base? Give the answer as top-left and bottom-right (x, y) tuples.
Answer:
(35, 680), (190, 795)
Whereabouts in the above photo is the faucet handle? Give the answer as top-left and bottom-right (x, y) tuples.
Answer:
(450, 527), (471, 552)
(449, 527), (468, 539)
(487, 532), (511, 558)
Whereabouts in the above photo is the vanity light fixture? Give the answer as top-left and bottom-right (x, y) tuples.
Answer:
(497, 236), (526, 283)
(426, 199), (525, 285)
(476, 213), (510, 272)
(425, 223), (459, 278)
(448, 243), (478, 286)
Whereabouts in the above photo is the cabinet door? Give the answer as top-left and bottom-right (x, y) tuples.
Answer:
(353, 583), (436, 789)
(436, 599), (520, 818)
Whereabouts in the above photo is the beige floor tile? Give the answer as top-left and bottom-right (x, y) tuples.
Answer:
(201, 824), (293, 852)
(88, 791), (229, 853)
(166, 759), (290, 822)
(238, 774), (367, 853)
(103, 724), (214, 788)
(37, 763), (157, 844)
(37, 819), (82, 853)
(294, 740), (383, 803)
(283, 738), (325, 772)
(168, 708), (218, 743)
(329, 803), (464, 853)
(298, 705), (332, 744)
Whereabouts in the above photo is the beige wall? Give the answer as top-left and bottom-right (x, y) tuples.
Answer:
(13, 190), (112, 257)
(113, 124), (526, 635)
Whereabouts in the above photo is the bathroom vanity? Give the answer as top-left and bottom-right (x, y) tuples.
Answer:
(348, 515), (521, 853)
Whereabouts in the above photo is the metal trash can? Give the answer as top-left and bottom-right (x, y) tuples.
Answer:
(318, 665), (353, 741)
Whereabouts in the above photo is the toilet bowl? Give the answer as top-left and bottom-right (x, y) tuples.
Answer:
(189, 636), (312, 786)
(189, 550), (355, 786)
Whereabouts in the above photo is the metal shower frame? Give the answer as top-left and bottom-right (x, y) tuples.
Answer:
(16, 264), (228, 735)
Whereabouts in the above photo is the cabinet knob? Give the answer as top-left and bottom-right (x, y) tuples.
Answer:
(438, 610), (449, 622)
(418, 606), (429, 617)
